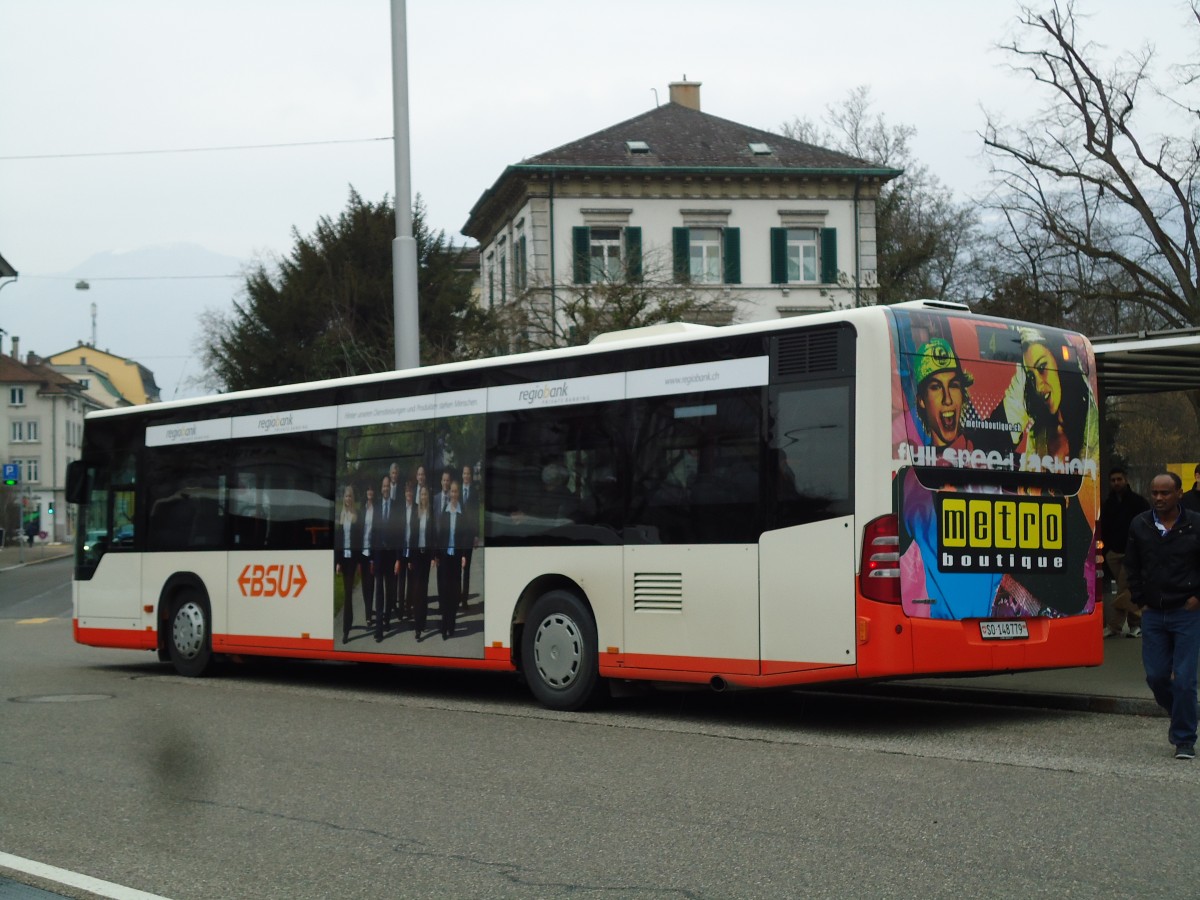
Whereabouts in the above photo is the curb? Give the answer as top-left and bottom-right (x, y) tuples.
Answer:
(0, 551), (72, 572)
(825, 682), (1164, 718)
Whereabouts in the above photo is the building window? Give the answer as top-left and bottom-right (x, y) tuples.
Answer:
(515, 232), (527, 291)
(9, 387), (25, 406)
(572, 226), (642, 284)
(10, 421), (38, 442)
(672, 227), (740, 285)
(486, 252), (495, 308)
(79, 377), (91, 389)
(771, 227), (838, 285)
(499, 248), (508, 302)
(20, 459), (40, 483)
(589, 228), (622, 282)
(788, 228), (820, 283)
(688, 228), (723, 283)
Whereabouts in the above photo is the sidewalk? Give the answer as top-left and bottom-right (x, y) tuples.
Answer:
(0, 540), (72, 571)
(833, 634), (1161, 717)
(0, 538), (1160, 716)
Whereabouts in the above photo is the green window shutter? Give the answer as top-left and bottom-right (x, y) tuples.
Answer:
(672, 227), (690, 283)
(770, 228), (788, 284)
(722, 227), (741, 285)
(624, 227), (643, 282)
(517, 235), (527, 289)
(820, 228), (838, 284)
(572, 226), (590, 284)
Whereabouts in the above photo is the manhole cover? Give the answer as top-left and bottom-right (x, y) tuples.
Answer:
(10, 693), (114, 703)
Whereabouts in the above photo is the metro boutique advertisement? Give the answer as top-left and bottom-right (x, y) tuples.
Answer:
(889, 308), (1099, 620)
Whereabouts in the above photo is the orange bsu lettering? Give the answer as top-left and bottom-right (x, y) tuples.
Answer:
(237, 564), (308, 598)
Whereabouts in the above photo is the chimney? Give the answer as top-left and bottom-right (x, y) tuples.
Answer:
(669, 77), (701, 111)
(11, 336), (18, 360)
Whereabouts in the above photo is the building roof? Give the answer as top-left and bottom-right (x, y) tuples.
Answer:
(523, 101), (891, 171)
(0, 352), (86, 397)
(46, 343), (161, 403)
(463, 101), (901, 237)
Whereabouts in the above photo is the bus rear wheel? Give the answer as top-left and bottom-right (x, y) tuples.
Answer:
(521, 590), (604, 711)
(168, 590), (213, 677)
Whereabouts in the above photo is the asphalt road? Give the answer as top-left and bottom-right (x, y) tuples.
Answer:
(2, 560), (1198, 899)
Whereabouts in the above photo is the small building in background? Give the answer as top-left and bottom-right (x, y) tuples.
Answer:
(45, 342), (161, 405)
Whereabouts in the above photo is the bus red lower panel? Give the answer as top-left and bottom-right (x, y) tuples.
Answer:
(855, 597), (1104, 678)
(73, 622), (158, 651)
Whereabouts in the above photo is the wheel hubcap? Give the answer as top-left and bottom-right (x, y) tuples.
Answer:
(533, 612), (581, 688)
(173, 602), (205, 659)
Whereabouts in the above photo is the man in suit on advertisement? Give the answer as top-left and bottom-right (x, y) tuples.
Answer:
(435, 482), (474, 639)
(373, 474), (399, 642)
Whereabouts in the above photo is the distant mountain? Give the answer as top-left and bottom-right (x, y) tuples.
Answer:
(0, 243), (249, 403)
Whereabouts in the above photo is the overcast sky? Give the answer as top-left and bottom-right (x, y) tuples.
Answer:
(0, 0), (1194, 400)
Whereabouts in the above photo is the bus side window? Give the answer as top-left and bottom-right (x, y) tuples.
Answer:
(768, 383), (853, 529)
(230, 433), (335, 550)
(629, 389), (761, 544)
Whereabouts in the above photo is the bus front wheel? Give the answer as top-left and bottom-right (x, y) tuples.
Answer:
(168, 590), (213, 677)
(521, 590), (604, 710)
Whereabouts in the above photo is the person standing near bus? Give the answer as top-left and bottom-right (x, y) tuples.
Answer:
(335, 486), (362, 644)
(1102, 467), (1149, 638)
(1182, 463), (1200, 512)
(1125, 472), (1200, 760)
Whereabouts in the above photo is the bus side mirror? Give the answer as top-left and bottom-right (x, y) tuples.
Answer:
(66, 461), (90, 505)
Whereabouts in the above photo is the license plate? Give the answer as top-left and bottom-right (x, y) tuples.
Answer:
(980, 620), (1029, 640)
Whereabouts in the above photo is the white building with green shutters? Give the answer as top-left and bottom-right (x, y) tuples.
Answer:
(462, 79), (900, 332)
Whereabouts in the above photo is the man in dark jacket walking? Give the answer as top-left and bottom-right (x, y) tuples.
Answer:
(1126, 472), (1200, 760)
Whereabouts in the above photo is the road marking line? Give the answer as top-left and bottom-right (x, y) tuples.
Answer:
(17, 618), (54, 625)
(0, 851), (172, 900)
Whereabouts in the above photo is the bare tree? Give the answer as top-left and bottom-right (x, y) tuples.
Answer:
(485, 248), (738, 352)
(781, 86), (977, 305)
(981, 1), (1200, 331)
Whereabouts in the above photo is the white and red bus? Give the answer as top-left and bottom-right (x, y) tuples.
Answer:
(69, 300), (1102, 709)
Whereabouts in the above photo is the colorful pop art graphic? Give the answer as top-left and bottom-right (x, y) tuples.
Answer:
(890, 308), (1100, 620)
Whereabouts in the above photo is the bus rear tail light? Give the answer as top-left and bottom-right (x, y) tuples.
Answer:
(861, 514), (901, 604)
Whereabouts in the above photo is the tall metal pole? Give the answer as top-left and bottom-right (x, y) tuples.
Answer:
(391, 0), (420, 370)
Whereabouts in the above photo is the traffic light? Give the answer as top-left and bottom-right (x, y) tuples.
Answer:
(47, 501), (55, 515)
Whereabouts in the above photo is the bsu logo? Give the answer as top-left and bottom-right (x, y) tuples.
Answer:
(238, 564), (308, 598)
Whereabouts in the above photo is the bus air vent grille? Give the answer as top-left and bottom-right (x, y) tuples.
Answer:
(774, 328), (841, 377)
(633, 572), (683, 612)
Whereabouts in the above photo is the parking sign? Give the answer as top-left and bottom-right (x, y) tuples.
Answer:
(2, 463), (18, 485)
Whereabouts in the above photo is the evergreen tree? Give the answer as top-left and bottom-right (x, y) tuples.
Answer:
(199, 189), (479, 391)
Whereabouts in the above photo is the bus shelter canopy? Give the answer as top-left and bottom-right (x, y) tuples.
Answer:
(1091, 328), (1200, 396)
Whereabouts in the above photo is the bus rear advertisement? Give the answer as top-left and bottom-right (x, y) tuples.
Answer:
(70, 301), (1102, 710)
